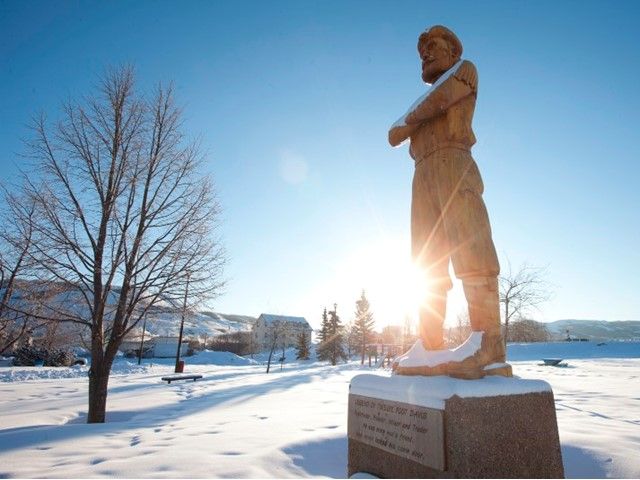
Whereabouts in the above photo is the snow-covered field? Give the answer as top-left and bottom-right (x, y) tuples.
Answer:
(0, 343), (639, 478)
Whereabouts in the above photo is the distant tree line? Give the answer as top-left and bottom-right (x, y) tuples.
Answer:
(208, 331), (255, 356)
(447, 314), (551, 345)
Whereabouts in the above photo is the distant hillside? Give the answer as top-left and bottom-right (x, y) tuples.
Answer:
(139, 308), (256, 339)
(545, 320), (640, 341)
(1, 281), (256, 343)
(34, 307), (255, 346)
(173, 311), (256, 338)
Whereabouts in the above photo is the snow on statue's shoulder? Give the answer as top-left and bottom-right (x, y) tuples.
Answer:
(391, 59), (464, 130)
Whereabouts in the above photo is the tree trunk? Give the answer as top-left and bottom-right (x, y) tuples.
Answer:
(87, 323), (116, 424)
(87, 360), (111, 423)
(504, 299), (510, 347)
(266, 341), (276, 373)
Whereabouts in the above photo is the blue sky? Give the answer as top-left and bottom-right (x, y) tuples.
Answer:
(1, 0), (639, 329)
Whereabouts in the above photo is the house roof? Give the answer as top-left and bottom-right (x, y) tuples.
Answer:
(258, 314), (311, 329)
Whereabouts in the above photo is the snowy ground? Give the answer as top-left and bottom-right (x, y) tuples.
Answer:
(0, 343), (639, 478)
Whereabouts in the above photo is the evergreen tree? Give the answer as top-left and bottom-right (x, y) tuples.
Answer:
(318, 307), (329, 343)
(295, 331), (311, 360)
(346, 320), (358, 358)
(316, 307), (331, 361)
(353, 290), (375, 365)
(319, 303), (347, 365)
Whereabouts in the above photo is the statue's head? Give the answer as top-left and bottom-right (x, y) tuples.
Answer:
(417, 25), (463, 84)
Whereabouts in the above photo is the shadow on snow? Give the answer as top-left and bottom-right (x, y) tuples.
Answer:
(0, 363), (356, 453)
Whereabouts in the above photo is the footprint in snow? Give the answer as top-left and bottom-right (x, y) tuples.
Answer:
(152, 442), (173, 448)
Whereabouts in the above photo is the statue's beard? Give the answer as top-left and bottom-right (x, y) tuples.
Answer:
(422, 67), (441, 84)
(422, 60), (454, 84)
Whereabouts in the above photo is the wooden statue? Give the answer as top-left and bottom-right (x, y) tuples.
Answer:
(389, 25), (511, 379)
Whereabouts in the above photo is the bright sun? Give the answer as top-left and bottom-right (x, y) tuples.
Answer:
(322, 236), (468, 330)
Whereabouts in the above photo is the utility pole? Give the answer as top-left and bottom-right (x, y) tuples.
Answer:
(175, 272), (191, 373)
(137, 314), (147, 366)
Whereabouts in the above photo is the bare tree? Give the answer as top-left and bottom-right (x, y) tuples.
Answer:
(15, 66), (225, 422)
(507, 318), (551, 343)
(265, 320), (289, 373)
(401, 315), (416, 352)
(446, 312), (471, 347)
(0, 191), (43, 354)
(210, 331), (252, 355)
(499, 261), (551, 346)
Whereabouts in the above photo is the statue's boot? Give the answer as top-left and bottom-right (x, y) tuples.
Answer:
(393, 332), (483, 377)
(394, 277), (513, 379)
(392, 288), (448, 375)
(445, 277), (512, 379)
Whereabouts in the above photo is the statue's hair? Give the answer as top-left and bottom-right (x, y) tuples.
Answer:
(418, 25), (463, 59)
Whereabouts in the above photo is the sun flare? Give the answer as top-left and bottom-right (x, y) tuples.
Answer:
(318, 237), (468, 331)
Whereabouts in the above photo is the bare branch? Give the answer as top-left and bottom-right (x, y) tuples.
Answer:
(499, 260), (553, 345)
(4, 66), (225, 423)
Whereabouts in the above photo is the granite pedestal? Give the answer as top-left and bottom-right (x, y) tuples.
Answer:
(348, 374), (564, 478)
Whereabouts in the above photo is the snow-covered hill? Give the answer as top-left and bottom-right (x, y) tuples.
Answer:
(545, 320), (640, 341)
(2, 281), (256, 343)
(142, 308), (256, 338)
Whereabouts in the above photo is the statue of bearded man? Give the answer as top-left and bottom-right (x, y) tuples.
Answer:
(389, 25), (512, 379)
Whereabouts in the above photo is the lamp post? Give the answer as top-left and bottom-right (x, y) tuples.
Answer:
(175, 272), (191, 373)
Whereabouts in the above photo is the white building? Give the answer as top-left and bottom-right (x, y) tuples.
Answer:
(151, 336), (189, 358)
(118, 335), (188, 358)
(252, 314), (312, 350)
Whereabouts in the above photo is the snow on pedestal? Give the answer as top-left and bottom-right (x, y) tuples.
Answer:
(348, 372), (563, 478)
(350, 369), (552, 410)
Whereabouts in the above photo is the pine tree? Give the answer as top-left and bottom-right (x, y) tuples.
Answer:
(316, 307), (331, 361)
(353, 290), (375, 365)
(295, 331), (310, 360)
(320, 303), (347, 366)
(346, 320), (357, 358)
(318, 307), (329, 343)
